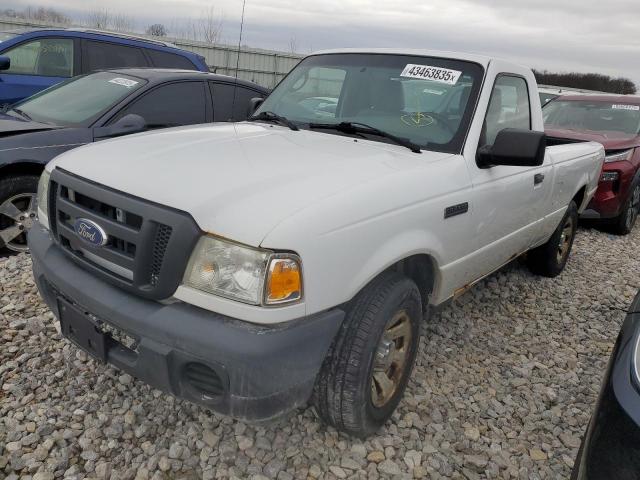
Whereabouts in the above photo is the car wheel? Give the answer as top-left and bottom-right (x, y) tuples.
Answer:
(527, 201), (578, 278)
(312, 270), (422, 437)
(612, 183), (640, 235)
(0, 175), (40, 254)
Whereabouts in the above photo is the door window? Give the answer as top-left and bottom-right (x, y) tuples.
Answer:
(210, 83), (267, 121)
(2, 38), (74, 77)
(147, 50), (197, 70)
(482, 75), (531, 146)
(84, 41), (148, 71)
(111, 81), (206, 128)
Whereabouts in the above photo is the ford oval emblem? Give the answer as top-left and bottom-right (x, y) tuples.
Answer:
(73, 218), (108, 247)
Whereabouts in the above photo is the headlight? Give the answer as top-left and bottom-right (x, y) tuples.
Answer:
(183, 235), (303, 306)
(36, 169), (51, 229)
(634, 328), (640, 387)
(605, 149), (633, 163)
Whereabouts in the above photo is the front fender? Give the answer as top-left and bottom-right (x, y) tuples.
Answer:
(345, 228), (444, 305)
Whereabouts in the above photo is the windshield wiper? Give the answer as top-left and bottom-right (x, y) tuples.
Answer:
(308, 121), (422, 153)
(11, 108), (32, 121)
(248, 111), (299, 131)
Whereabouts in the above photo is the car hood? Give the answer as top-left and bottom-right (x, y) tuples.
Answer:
(546, 128), (640, 151)
(0, 112), (58, 137)
(50, 122), (452, 246)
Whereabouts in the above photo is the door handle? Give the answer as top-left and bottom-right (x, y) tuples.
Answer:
(534, 173), (545, 185)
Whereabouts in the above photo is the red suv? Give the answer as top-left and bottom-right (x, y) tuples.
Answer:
(545, 95), (640, 234)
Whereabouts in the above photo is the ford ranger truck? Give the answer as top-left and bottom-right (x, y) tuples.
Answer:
(30, 49), (605, 437)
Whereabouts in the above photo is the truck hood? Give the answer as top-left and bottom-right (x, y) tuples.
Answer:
(546, 127), (640, 151)
(50, 122), (452, 246)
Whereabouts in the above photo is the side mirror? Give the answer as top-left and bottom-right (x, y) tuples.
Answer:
(477, 128), (546, 168)
(0, 56), (10, 71)
(248, 97), (264, 116)
(94, 114), (146, 139)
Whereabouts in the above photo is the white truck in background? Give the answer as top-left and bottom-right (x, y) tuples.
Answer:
(31, 49), (604, 437)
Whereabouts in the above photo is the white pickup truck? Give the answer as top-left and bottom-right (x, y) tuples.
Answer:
(30, 49), (604, 437)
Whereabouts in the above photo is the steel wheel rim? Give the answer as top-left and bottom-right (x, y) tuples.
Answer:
(371, 310), (412, 408)
(626, 185), (640, 231)
(0, 192), (37, 252)
(557, 215), (574, 264)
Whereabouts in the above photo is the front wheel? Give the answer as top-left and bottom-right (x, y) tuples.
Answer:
(526, 201), (578, 278)
(312, 271), (422, 438)
(612, 183), (640, 235)
(0, 175), (40, 253)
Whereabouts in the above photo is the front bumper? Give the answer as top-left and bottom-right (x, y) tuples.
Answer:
(572, 294), (640, 479)
(29, 226), (344, 421)
(582, 160), (636, 220)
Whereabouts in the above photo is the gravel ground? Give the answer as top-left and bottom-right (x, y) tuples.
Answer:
(1, 225), (639, 480)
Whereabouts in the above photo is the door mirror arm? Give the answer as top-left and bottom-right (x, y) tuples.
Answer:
(248, 97), (264, 116)
(476, 144), (494, 169)
(94, 114), (146, 139)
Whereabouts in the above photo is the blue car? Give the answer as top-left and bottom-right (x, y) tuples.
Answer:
(0, 28), (209, 106)
(571, 290), (640, 479)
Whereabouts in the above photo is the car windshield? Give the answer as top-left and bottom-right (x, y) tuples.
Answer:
(9, 72), (146, 127)
(0, 32), (17, 43)
(544, 100), (640, 138)
(539, 92), (558, 106)
(254, 53), (484, 153)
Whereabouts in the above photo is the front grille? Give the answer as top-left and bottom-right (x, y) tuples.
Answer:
(49, 168), (201, 300)
(150, 225), (173, 286)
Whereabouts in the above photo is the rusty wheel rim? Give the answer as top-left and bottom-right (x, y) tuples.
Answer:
(557, 215), (574, 264)
(371, 310), (412, 408)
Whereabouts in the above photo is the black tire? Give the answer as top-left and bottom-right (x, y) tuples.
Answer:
(611, 182), (640, 235)
(0, 174), (40, 254)
(312, 270), (422, 437)
(527, 201), (578, 278)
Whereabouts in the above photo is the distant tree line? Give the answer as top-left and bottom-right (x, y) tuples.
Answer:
(1, 5), (225, 45)
(1, 7), (71, 25)
(533, 70), (637, 95)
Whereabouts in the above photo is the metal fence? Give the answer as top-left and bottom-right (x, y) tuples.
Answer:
(0, 17), (303, 88)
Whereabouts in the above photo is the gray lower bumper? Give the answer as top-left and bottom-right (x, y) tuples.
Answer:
(580, 209), (602, 220)
(29, 226), (344, 421)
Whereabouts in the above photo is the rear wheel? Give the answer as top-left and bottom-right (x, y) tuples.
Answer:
(612, 183), (640, 235)
(527, 201), (578, 277)
(0, 175), (39, 253)
(312, 271), (422, 437)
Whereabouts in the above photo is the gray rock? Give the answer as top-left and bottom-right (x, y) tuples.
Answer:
(378, 459), (402, 475)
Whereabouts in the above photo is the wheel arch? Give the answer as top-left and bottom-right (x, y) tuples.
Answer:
(389, 254), (438, 309)
(0, 160), (47, 178)
(347, 248), (441, 312)
(572, 185), (587, 212)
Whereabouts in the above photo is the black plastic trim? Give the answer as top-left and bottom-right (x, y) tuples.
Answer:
(50, 167), (201, 299)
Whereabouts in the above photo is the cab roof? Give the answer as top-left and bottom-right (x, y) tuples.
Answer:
(310, 48), (494, 68)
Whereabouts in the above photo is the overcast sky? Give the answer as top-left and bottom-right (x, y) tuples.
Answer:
(6, 0), (640, 84)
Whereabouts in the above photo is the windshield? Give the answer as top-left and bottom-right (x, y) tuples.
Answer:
(539, 92), (558, 106)
(255, 53), (484, 153)
(10, 72), (146, 127)
(544, 100), (640, 138)
(0, 32), (17, 43)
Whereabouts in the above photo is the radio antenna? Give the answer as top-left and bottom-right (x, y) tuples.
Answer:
(230, 0), (247, 120)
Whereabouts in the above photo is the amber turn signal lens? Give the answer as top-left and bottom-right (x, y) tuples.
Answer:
(265, 257), (302, 304)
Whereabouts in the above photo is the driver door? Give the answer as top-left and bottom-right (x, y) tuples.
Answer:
(466, 73), (552, 276)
